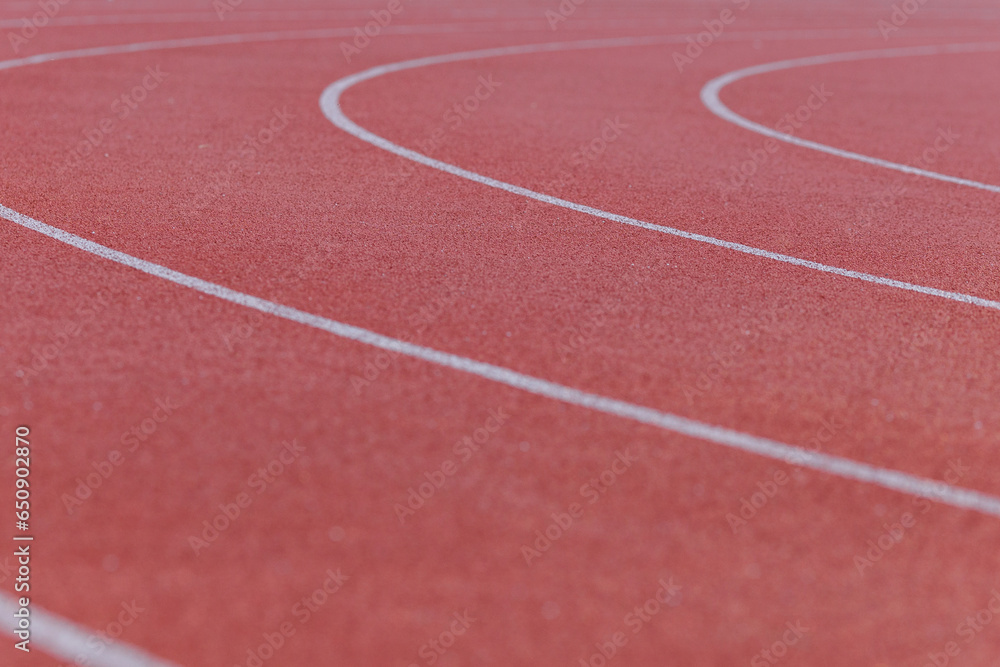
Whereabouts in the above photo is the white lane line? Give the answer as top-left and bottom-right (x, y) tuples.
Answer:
(0, 25), (964, 73)
(0, 8), (711, 27)
(0, 13), (695, 30)
(0, 24), (552, 71)
(0, 11), (357, 27)
(0, 10), (428, 27)
(0, 25), (886, 73)
(701, 42), (1000, 194)
(5, 6), (993, 28)
(2, 28), (998, 665)
(0, 12), (730, 29)
(5, 201), (1000, 522)
(318, 37), (1000, 312)
(0, 593), (179, 666)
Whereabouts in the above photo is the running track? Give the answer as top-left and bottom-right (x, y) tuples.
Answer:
(2, 1), (1000, 665)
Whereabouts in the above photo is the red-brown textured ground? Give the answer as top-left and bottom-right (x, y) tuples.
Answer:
(2, 1), (1000, 666)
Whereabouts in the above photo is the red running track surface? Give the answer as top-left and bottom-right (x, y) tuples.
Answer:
(2, 0), (1000, 665)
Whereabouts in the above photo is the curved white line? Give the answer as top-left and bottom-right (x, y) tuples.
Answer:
(701, 41), (1000, 193)
(0, 11), (374, 27)
(0, 10), (442, 27)
(0, 8), (715, 29)
(5, 6), (996, 29)
(0, 28), (835, 667)
(3, 28), (1000, 665)
(319, 38), (1000, 312)
(0, 14), (721, 34)
(0, 24), (623, 72)
(0, 25), (902, 74)
(5, 200), (1000, 517)
(0, 11), (732, 29)
(8, 31), (991, 515)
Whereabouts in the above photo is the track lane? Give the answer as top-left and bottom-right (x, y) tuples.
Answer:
(1, 3), (1000, 655)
